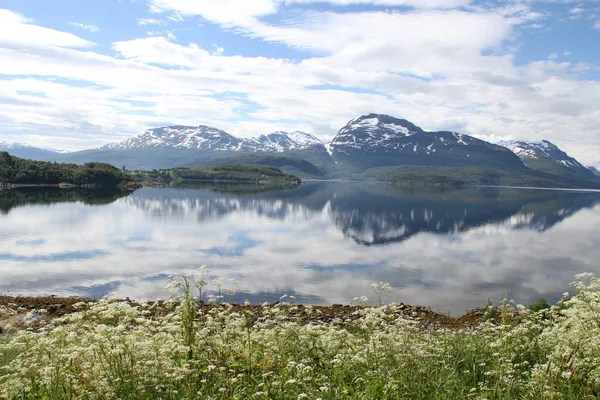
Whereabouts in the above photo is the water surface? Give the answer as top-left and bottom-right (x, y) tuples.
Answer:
(1, 183), (600, 315)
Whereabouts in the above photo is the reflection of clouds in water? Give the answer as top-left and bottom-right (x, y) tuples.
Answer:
(0, 185), (600, 315)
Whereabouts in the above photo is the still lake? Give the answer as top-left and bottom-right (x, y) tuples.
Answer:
(1, 182), (600, 315)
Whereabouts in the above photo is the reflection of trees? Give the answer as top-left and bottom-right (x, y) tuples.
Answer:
(0, 187), (134, 214)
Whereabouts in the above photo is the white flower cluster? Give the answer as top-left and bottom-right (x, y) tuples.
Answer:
(0, 274), (599, 399)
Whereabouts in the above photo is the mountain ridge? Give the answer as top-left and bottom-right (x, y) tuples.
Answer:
(101, 126), (326, 154)
(4, 114), (599, 188)
(0, 141), (68, 160)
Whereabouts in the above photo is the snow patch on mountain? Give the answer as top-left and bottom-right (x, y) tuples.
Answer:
(498, 140), (584, 169)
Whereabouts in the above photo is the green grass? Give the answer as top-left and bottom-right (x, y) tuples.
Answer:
(128, 164), (301, 186)
(1, 272), (600, 399)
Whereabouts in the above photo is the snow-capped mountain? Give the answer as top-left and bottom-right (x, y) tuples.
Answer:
(101, 126), (326, 153)
(328, 114), (524, 170)
(0, 141), (67, 160)
(253, 131), (324, 152)
(498, 140), (584, 169)
(497, 140), (597, 182)
(331, 114), (424, 151)
(102, 126), (243, 151)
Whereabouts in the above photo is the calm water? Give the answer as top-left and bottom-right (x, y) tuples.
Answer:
(1, 182), (600, 315)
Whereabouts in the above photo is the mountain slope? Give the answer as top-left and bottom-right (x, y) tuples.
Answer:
(589, 166), (600, 178)
(498, 140), (599, 184)
(328, 114), (526, 172)
(184, 154), (328, 179)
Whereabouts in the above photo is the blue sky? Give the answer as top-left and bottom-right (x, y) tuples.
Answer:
(0, 0), (599, 165)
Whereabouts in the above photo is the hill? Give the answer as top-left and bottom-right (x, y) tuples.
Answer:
(0, 152), (132, 188)
(184, 155), (328, 179)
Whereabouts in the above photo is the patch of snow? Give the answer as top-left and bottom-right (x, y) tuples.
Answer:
(380, 123), (411, 136)
(453, 132), (468, 145)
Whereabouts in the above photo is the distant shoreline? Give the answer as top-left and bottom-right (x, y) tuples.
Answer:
(0, 182), (141, 190)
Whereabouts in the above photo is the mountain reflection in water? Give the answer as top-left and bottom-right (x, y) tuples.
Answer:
(1, 182), (599, 315)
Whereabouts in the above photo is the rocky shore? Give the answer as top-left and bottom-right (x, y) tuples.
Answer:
(0, 295), (485, 334)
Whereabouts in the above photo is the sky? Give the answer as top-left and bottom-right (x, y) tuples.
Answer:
(0, 0), (599, 165)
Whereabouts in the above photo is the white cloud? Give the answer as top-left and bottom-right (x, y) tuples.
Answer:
(594, 19), (600, 28)
(137, 17), (163, 25)
(0, 9), (92, 48)
(212, 45), (225, 56)
(147, 0), (279, 26)
(68, 22), (101, 32)
(0, 4), (599, 165)
(285, 0), (474, 8)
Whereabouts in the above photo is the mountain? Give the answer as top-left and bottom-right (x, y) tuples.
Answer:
(102, 125), (243, 152)
(102, 126), (326, 153)
(7, 114), (598, 188)
(0, 142), (66, 161)
(497, 140), (599, 184)
(54, 126), (331, 170)
(249, 131), (325, 152)
(328, 114), (525, 172)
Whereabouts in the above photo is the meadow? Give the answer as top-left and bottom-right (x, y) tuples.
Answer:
(1, 269), (599, 399)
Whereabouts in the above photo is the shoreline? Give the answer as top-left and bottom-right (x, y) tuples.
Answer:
(0, 182), (142, 190)
(0, 294), (485, 332)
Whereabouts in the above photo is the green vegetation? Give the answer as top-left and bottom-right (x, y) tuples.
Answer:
(185, 155), (329, 179)
(130, 164), (301, 186)
(529, 298), (551, 312)
(1, 271), (600, 399)
(0, 152), (132, 187)
(359, 165), (600, 188)
(392, 173), (466, 187)
(521, 158), (599, 185)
